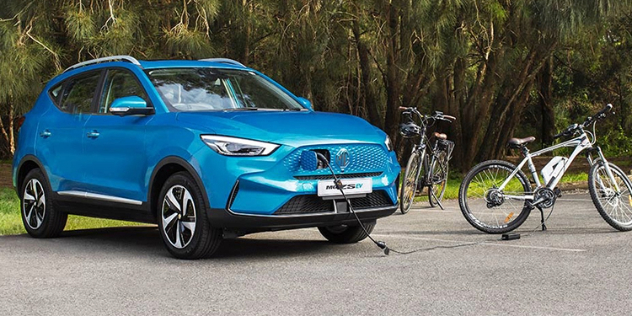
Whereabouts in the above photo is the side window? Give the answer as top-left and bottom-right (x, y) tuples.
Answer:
(59, 71), (102, 114)
(99, 69), (149, 114)
(48, 84), (63, 106)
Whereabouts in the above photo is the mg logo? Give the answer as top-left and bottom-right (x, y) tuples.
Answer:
(335, 148), (350, 171)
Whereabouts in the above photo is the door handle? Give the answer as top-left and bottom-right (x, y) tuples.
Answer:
(40, 130), (51, 138)
(86, 131), (100, 139)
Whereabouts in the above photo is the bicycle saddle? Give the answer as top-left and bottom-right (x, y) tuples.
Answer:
(508, 136), (536, 148)
(434, 132), (447, 140)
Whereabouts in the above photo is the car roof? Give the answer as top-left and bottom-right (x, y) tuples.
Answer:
(50, 57), (252, 87)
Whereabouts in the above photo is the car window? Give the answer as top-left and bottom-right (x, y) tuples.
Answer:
(59, 71), (102, 114)
(48, 84), (63, 106)
(99, 69), (149, 114)
(147, 68), (304, 112)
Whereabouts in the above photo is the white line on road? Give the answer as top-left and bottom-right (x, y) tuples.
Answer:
(372, 234), (587, 252)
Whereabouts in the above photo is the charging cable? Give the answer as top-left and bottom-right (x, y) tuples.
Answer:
(314, 152), (505, 256)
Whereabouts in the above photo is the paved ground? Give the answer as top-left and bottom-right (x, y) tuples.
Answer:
(1, 192), (631, 315)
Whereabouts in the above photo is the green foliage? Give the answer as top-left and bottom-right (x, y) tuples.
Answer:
(0, 0), (631, 166)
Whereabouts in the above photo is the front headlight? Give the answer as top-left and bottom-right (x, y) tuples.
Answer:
(385, 135), (394, 151)
(201, 135), (280, 156)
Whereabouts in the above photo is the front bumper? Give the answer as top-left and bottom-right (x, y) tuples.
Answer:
(196, 141), (401, 218)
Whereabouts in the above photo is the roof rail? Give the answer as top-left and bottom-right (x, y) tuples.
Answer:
(199, 58), (246, 67)
(64, 55), (141, 73)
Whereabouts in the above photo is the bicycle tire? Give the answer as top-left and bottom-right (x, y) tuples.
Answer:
(428, 150), (449, 208)
(588, 161), (632, 231)
(458, 160), (532, 234)
(400, 150), (424, 214)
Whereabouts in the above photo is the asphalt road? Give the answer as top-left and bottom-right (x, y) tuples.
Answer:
(1, 192), (631, 315)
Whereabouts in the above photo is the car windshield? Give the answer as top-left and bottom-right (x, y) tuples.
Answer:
(147, 68), (304, 112)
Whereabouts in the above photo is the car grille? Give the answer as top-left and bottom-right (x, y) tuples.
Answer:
(284, 144), (387, 177)
(274, 191), (394, 215)
(294, 172), (383, 180)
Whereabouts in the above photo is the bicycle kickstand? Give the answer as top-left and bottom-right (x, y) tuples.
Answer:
(430, 191), (445, 210)
(537, 205), (547, 231)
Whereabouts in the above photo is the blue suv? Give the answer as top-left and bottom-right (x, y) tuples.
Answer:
(12, 56), (400, 259)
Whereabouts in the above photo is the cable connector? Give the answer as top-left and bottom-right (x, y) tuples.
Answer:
(376, 241), (389, 255)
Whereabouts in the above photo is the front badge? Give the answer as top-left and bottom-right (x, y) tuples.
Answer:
(336, 148), (350, 172)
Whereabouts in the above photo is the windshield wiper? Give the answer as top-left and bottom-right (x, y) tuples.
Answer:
(226, 107), (259, 111)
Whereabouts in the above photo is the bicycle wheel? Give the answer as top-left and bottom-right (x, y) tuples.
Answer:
(428, 150), (449, 208)
(400, 151), (424, 214)
(458, 160), (532, 233)
(588, 161), (632, 231)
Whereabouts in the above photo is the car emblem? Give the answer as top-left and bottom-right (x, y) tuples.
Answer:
(335, 148), (350, 171)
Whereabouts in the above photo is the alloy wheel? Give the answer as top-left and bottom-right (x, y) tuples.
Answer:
(161, 185), (197, 249)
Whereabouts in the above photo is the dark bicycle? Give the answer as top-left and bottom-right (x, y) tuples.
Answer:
(399, 107), (455, 213)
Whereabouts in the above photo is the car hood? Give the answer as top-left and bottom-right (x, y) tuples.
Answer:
(176, 111), (387, 147)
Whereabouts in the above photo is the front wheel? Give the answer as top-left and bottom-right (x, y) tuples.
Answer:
(428, 151), (449, 208)
(318, 222), (375, 243)
(20, 169), (67, 238)
(400, 151), (424, 214)
(458, 160), (532, 234)
(157, 172), (222, 259)
(588, 162), (632, 231)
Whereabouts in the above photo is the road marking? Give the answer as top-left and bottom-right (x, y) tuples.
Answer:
(372, 234), (587, 252)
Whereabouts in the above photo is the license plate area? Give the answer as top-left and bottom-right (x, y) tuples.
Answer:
(317, 178), (372, 199)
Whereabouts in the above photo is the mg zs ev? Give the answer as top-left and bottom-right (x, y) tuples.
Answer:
(12, 56), (400, 259)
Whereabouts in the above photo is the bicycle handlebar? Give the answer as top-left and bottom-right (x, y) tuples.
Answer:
(581, 103), (613, 127)
(553, 104), (613, 140)
(399, 107), (455, 123)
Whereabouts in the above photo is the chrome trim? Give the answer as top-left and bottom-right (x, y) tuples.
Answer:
(64, 55), (141, 73)
(57, 190), (143, 206)
(227, 204), (398, 218)
(199, 58), (246, 67)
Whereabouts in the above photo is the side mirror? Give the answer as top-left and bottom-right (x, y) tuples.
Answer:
(109, 96), (154, 116)
(296, 97), (313, 111)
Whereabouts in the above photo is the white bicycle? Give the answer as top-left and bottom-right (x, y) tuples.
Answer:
(458, 104), (632, 233)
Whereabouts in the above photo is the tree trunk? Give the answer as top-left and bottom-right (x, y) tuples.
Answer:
(383, 2), (402, 143)
(0, 103), (14, 158)
(352, 19), (381, 128)
(538, 57), (555, 147)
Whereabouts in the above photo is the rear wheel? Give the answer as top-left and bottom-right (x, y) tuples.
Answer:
(318, 222), (375, 243)
(157, 172), (222, 259)
(458, 160), (532, 234)
(428, 151), (449, 208)
(20, 169), (67, 238)
(400, 151), (423, 214)
(588, 162), (632, 231)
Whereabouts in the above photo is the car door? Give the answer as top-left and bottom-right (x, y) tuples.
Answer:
(81, 68), (153, 203)
(35, 70), (102, 192)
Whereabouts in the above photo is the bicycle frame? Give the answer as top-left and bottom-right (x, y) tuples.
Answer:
(499, 130), (620, 201)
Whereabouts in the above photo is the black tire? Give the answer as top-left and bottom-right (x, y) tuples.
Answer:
(318, 222), (375, 243)
(20, 168), (67, 238)
(428, 151), (449, 208)
(458, 160), (532, 234)
(400, 150), (424, 214)
(588, 161), (632, 231)
(157, 171), (222, 259)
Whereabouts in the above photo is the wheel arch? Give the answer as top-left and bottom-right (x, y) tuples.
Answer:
(148, 156), (210, 219)
(15, 155), (48, 197)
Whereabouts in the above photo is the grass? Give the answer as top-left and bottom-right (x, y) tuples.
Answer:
(0, 188), (146, 236)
